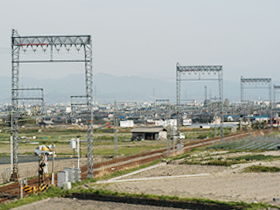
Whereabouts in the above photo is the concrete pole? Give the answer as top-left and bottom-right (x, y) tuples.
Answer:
(77, 138), (80, 169)
(259, 97), (261, 130)
(51, 143), (54, 185)
(114, 100), (118, 157)
(172, 126), (175, 154)
(214, 113), (217, 137)
(10, 136), (13, 174)
(167, 138), (170, 157)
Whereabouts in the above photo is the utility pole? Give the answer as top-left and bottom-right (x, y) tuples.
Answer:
(167, 137), (170, 157)
(247, 102), (250, 136)
(205, 86), (207, 102)
(172, 126), (176, 155)
(51, 143), (55, 185)
(259, 97), (261, 130)
(77, 136), (80, 168)
(215, 112), (217, 137)
(114, 100), (118, 157)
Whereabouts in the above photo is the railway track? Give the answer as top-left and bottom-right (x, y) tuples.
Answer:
(0, 130), (269, 204)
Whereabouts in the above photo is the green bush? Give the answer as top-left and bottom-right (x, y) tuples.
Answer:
(243, 165), (280, 173)
(227, 154), (278, 162)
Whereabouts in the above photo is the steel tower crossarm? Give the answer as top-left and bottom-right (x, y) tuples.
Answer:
(12, 35), (91, 46)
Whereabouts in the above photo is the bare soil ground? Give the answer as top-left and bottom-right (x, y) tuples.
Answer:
(93, 162), (280, 206)
(12, 197), (185, 210)
(119, 164), (227, 179)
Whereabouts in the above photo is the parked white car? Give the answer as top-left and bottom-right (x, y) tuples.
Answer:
(179, 133), (185, 140)
(34, 145), (54, 156)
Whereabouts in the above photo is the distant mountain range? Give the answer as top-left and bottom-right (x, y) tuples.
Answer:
(0, 73), (275, 104)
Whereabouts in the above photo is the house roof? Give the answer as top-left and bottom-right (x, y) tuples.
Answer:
(42, 120), (54, 124)
(131, 127), (166, 133)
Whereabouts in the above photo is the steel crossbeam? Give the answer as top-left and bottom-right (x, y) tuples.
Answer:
(13, 35), (90, 46)
(11, 29), (94, 180)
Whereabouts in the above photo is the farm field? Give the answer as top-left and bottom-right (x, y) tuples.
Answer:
(207, 133), (280, 152)
(0, 125), (233, 158)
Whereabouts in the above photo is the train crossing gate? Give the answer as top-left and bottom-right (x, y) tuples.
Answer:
(11, 29), (94, 179)
(176, 63), (224, 142)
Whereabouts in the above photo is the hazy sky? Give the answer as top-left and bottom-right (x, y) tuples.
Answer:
(0, 0), (279, 84)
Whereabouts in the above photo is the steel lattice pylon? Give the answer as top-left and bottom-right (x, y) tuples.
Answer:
(176, 63), (224, 141)
(11, 29), (94, 179)
(240, 77), (272, 131)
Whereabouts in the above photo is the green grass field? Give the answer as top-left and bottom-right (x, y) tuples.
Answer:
(0, 124), (232, 157)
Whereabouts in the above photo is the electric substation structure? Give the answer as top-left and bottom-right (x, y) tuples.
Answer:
(176, 63), (224, 141)
(155, 99), (172, 156)
(117, 101), (138, 116)
(11, 29), (94, 179)
(155, 99), (170, 119)
(10, 87), (45, 180)
(112, 101), (137, 157)
(71, 96), (88, 111)
(70, 95), (89, 122)
(240, 77), (272, 131)
(13, 87), (45, 113)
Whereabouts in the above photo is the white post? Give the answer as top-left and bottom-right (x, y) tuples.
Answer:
(77, 138), (80, 169)
(51, 144), (54, 185)
(10, 136), (13, 174)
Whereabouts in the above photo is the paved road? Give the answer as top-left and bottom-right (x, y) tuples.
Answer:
(188, 123), (237, 128)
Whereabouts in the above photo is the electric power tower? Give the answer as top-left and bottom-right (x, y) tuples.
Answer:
(176, 63), (224, 142)
(11, 30), (94, 179)
(240, 77), (272, 131)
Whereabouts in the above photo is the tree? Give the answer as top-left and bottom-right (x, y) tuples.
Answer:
(224, 98), (230, 107)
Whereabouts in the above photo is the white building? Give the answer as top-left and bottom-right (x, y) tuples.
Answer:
(120, 120), (134, 128)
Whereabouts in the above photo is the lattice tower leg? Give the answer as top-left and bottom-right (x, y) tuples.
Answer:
(11, 29), (20, 180)
(219, 70), (224, 142)
(84, 44), (94, 178)
(176, 63), (181, 136)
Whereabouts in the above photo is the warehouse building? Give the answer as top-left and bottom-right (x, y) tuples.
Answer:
(130, 126), (167, 141)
